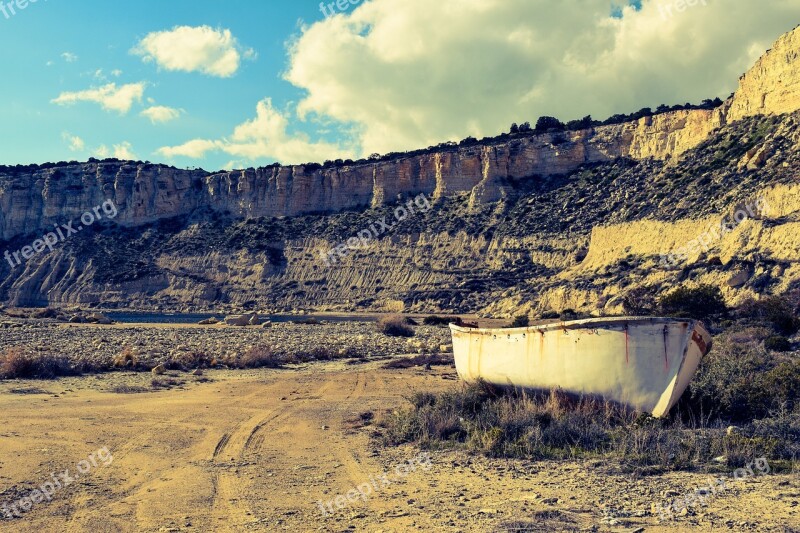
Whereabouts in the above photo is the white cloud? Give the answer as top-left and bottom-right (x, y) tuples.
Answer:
(61, 132), (85, 152)
(132, 25), (254, 78)
(61, 52), (78, 63)
(95, 142), (137, 160)
(111, 69), (123, 77)
(140, 105), (183, 124)
(284, 0), (800, 155)
(157, 98), (353, 164)
(157, 139), (219, 159)
(51, 82), (146, 114)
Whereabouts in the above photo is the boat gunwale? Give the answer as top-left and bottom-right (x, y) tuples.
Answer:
(449, 316), (702, 335)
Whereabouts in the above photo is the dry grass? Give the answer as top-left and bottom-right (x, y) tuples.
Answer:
(377, 315), (415, 337)
(382, 353), (453, 369)
(113, 347), (139, 369)
(379, 380), (800, 472)
(0, 347), (75, 379)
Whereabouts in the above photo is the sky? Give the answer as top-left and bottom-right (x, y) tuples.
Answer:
(0, 0), (799, 171)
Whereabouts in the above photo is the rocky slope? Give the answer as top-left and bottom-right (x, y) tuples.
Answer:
(1, 26), (800, 314)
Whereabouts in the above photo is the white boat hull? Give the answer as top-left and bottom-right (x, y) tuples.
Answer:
(449, 317), (712, 417)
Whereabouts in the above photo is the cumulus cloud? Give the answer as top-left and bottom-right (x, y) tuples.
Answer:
(284, 0), (800, 155)
(51, 82), (146, 114)
(61, 52), (78, 63)
(157, 139), (219, 159)
(95, 141), (137, 160)
(132, 25), (254, 78)
(157, 98), (353, 164)
(140, 105), (183, 124)
(61, 132), (85, 152)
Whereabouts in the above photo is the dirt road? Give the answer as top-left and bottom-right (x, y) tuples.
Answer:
(0, 362), (797, 532)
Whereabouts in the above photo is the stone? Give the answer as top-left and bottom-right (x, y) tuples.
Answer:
(727, 271), (750, 288)
(224, 313), (257, 327)
(151, 364), (166, 375)
(198, 317), (220, 325)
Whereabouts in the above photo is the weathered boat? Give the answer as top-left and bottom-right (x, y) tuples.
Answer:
(449, 317), (712, 417)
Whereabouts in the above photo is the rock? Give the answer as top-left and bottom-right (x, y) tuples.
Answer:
(224, 313), (257, 327)
(727, 271), (750, 288)
(262, 321), (272, 328)
(86, 312), (112, 325)
(439, 344), (453, 352)
(191, 369), (203, 376)
(198, 317), (220, 325)
(151, 364), (166, 375)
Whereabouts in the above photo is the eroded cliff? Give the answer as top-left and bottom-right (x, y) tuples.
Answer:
(1, 26), (800, 313)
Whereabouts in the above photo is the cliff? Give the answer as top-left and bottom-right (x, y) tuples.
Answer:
(1, 26), (800, 313)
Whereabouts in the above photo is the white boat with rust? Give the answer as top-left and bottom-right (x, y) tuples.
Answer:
(449, 317), (712, 417)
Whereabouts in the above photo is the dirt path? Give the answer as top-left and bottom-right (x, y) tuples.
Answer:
(0, 363), (797, 532)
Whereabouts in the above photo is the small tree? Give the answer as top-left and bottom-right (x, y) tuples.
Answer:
(534, 116), (566, 133)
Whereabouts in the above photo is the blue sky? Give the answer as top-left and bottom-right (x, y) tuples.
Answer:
(0, 0), (798, 170)
(0, 0), (331, 169)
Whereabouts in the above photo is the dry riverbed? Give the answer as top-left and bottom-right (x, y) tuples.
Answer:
(0, 360), (798, 532)
(0, 319), (452, 371)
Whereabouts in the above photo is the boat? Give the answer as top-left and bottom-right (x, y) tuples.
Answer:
(449, 317), (712, 417)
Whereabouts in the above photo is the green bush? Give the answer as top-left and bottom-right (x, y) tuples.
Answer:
(657, 284), (726, 320)
(737, 296), (800, 335)
(509, 315), (530, 328)
(423, 315), (451, 326)
(764, 336), (792, 352)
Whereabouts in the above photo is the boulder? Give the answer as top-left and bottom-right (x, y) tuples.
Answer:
(224, 313), (257, 327)
(198, 317), (220, 325)
(727, 270), (751, 288)
(87, 312), (113, 325)
(151, 364), (166, 375)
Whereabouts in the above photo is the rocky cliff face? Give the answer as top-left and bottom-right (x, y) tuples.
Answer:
(4, 26), (800, 243)
(1, 26), (800, 312)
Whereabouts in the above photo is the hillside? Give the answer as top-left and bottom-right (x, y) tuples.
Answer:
(1, 26), (800, 315)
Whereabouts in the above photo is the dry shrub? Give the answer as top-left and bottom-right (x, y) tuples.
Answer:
(383, 353), (453, 369)
(238, 345), (281, 369)
(113, 347), (139, 369)
(167, 350), (212, 371)
(377, 315), (414, 337)
(0, 347), (73, 380)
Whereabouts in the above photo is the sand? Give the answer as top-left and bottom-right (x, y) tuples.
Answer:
(0, 361), (797, 532)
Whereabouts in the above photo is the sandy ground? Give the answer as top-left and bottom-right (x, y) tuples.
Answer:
(0, 361), (798, 532)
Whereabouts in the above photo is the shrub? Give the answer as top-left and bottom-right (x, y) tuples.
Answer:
(559, 309), (578, 321)
(239, 345), (281, 369)
(657, 284), (726, 320)
(383, 354), (453, 369)
(0, 347), (74, 380)
(737, 296), (800, 335)
(764, 336), (792, 352)
(377, 315), (415, 337)
(113, 347), (139, 369)
(509, 315), (530, 328)
(423, 316), (451, 326)
(540, 311), (560, 320)
(167, 350), (212, 371)
(622, 286), (656, 315)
